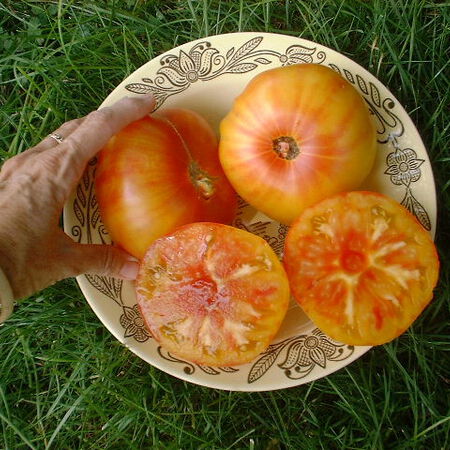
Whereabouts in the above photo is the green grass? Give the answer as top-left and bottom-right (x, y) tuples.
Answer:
(1, 0), (449, 448)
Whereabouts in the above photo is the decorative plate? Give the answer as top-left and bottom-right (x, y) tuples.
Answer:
(63, 32), (436, 391)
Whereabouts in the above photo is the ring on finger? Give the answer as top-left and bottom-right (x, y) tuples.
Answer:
(48, 132), (64, 144)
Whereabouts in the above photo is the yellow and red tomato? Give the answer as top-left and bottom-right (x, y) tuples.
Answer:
(95, 109), (237, 259)
(219, 64), (377, 224)
(136, 222), (290, 366)
(284, 191), (439, 346)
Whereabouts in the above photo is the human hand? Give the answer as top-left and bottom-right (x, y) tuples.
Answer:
(0, 94), (155, 304)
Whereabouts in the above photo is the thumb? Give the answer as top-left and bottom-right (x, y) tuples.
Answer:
(70, 243), (140, 280)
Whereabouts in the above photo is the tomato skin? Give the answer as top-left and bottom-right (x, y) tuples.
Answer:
(284, 191), (439, 346)
(219, 64), (377, 225)
(95, 109), (237, 259)
(136, 222), (290, 367)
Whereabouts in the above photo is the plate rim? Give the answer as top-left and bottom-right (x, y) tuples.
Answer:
(63, 31), (436, 391)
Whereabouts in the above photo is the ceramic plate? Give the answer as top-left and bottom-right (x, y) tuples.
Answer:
(63, 32), (436, 391)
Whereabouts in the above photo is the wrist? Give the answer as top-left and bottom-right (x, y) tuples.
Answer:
(0, 233), (19, 300)
(0, 233), (17, 322)
(0, 265), (14, 323)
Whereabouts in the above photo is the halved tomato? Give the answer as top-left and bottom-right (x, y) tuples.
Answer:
(136, 222), (290, 366)
(284, 191), (439, 346)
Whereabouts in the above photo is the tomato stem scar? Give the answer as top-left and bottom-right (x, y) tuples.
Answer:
(272, 136), (300, 160)
(189, 161), (217, 199)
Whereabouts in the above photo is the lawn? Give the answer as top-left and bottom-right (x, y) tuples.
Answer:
(0, 1), (449, 448)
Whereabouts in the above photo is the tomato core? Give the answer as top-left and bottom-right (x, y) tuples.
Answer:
(340, 249), (368, 274)
(190, 278), (218, 307)
(272, 136), (300, 160)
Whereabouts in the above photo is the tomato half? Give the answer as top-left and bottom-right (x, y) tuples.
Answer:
(136, 223), (290, 366)
(284, 191), (439, 346)
(219, 64), (377, 225)
(95, 109), (237, 259)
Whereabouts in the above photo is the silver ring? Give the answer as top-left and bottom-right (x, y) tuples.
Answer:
(48, 132), (64, 144)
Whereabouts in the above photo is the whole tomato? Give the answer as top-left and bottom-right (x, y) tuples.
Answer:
(219, 64), (377, 224)
(95, 108), (237, 259)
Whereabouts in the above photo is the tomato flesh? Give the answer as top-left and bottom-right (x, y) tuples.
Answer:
(136, 223), (290, 366)
(284, 191), (439, 346)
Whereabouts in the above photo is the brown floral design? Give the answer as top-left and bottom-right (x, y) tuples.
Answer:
(125, 37), (326, 109)
(384, 142), (431, 230)
(120, 304), (151, 343)
(385, 147), (424, 186)
(248, 329), (354, 383)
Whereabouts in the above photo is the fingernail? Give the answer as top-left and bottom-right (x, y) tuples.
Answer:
(119, 261), (140, 280)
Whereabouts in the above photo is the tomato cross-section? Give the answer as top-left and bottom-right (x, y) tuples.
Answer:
(136, 223), (290, 367)
(284, 191), (439, 346)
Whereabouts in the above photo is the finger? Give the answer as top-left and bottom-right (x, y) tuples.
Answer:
(63, 93), (155, 169)
(31, 117), (85, 153)
(0, 118), (85, 180)
(69, 242), (140, 280)
(33, 93), (155, 201)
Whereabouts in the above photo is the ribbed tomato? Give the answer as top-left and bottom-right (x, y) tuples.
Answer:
(95, 109), (237, 259)
(219, 64), (377, 224)
(136, 222), (290, 366)
(284, 191), (439, 346)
